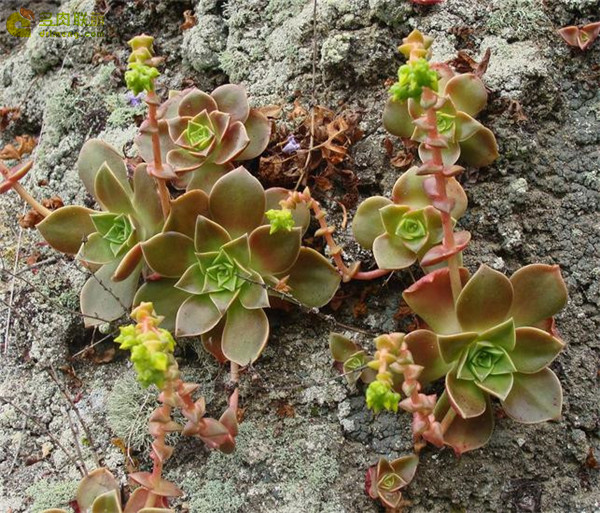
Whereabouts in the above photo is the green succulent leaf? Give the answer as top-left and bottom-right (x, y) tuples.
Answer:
(443, 73), (488, 118)
(403, 267), (470, 335)
(501, 369), (562, 423)
(132, 164), (164, 239)
(94, 163), (134, 214)
(37, 205), (96, 255)
(209, 167), (265, 238)
(221, 300), (269, 365)
(249, 225), (301, 275)
(434, 391), (494, 455)
(186, 117), (215, 150)
(382, 97), (414, 139)
(456, 264), (513, 333)
(163, 189), (210, 238)
(235, 108), (271, 160)
(78, 139), (130, 198)
(80, 260), (141, 327)
(372, 233), (417, 270)
(282, 248), (341, 308)
(186, 162), (233, 194)
(134, 279), (191, 332)
(239, 270), (270, 309)
(446, 369), (487, 419)
(176, 294), (223, 337)
(352, 196), (392, 249)
(475, 373), (514, 401)
(211, 84), (250, 123)
(78, 232), (115, 264)
(457, 125), (499, 168)
(330, 332), (360, 363)
(405, 329), (451, 384)
(511, 327), (565, 374)
(142, 232), (196, 278)
(438, 331), (478, 364)
(76, 468), (120, 512)
(509, 264), (568, 328)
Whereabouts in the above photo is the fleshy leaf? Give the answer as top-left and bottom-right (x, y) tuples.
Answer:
(501, 369), (562, 423)
(164, 190), (210, 238)
(458, 125), (498, 168)
(283, 248), (341, 308)
(195, 216), (231, 252)
(352, 196), (392, 249)
(437, 331), (478, 364)
(403, 267), (470, 335)
(239, 271), (270, 309)
(92, 490), (123, 513)
(132, 164), (164, 239)
(329, 332), (360, 362)
(37, 206), (96, 254)
(76, 468), (120, 511)
(177, 89), (218, 117)
(392, 166), (467, 219)
(477, 318), (515, 351)
(456, 264), (513, 333)
(211, 84), (250, 123)
(511, 327), (564, 373)
(212, 121), (250, 165)
(383, 97), (414, 138)
(201, 319), (227, 362)
(235, 109), (271, 160)
(372, 234), (416, 270)
(94, 163), (134, 214)
(476, 373), (513, 401)
(186, 162), (233, 194)
(434, 391), (494, 455)
(404, 329), (451, 384)
(78, 139), (130, 197)
(142, 232), (196, 278)
(134, 279), (191, 332)
(80, 261), (141, 327)
(446, 370), (487, 419)
(209, 167), (265, 237)
(444, 73), (488, 117)
(176, 294), (223, 336)
(249, 226), (301, 275)
(509, 264), (568, 328)
(222, 300), (269, 365)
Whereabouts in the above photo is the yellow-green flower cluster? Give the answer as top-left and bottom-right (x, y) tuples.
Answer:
(389, 58), (438, 102)
(115, 303), (176, 388)
(265, 209), (295, 234)
(366, 381), (401, 414)
(125, 34), (160, 96)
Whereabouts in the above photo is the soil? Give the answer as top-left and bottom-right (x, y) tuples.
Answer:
(0, 0), (599, 512)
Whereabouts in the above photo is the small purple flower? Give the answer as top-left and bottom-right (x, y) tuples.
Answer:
(126, 91), (144, 107)
(282, 135), (301, 154)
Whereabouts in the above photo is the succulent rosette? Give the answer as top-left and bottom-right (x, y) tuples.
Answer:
(352, 166), (467, 270)
(402, 264), (568, 454)
(136, 84), (270, 191)
(139, 167), (341, 366)
(37, 140), (163, 326)
(383, 32), (498, 168)
(366, 455), (418, 510)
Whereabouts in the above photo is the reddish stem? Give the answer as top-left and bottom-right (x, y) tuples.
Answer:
(146, 91), (171, 219)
